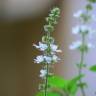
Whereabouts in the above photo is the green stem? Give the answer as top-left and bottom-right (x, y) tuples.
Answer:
(44, 64), (49, 96)
(44, 31), (51, 96)
(65, 91), (70, 96)
(78, 34), (86, 96)
(78, 2), (93, 96)
(41, 7), (60, 96)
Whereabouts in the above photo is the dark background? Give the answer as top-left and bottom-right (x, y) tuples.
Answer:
(0, 1), (62, 96)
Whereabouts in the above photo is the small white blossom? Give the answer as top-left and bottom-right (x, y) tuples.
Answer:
(52, 55), (60, 62)
(87, 43), (95, 48)
(69, 41), (94, 50)
(34, 55), (44, 63)
(91, 14), (96, 21)
(72, 25), (94, 35)
(34, 55), (61, 64)
(43, 55), (60, 64)
(39, 69), (47, 78)
(44, 56), (52, 64)
(50, 44), (62, 53)
(73, 10), (96, 22)
(88, 30), (96, 39)
(81, 25), (89, 32)
(69, 41), (82, 50)
(33, 42), (48, 51)
(73, 10), (84, 18)
(72, 25), (80, 34)
(88, 14), (96, 22)
(50, 44), (58, 51)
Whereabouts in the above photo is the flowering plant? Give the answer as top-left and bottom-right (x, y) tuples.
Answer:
(33, 0), (96, 96)
(33, 7), (63, 96)
(69, 0), (96, 95)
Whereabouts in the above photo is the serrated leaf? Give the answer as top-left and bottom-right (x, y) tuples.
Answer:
(36, 91), (60, 96)
(90, 65), (96, 72)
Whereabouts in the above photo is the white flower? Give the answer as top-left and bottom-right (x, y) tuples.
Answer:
(87, 43), (95, 48)
(88, 30), (96, 39)
(73, 10), (96, 22)
(33, 42), (48, 51)
(73, 10), (83, 18)
(88, 14), (96, 22)
(34, 55), (61, 64)
(39, 69), (47, 78)
(34, 55), (44, 63)
(69, 41), (82, 50)
(80, 25), (91, 33)
(43, 55), (60, 64)
(69, 41), (95, 50)
(50, 44), (58, 51)
(72, 25), (80, 34)
(72, 25), (93, 35)
(91, 14), (96, 21)
(52, 55), (60, 62)
(44, 56), (52, 64)
(50, 44), (62, 53)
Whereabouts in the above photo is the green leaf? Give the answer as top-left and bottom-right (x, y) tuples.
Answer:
(68, 83), (77, 95)
(36, 91), (60, 96)
(90, 65), (96, 72)
(48, 75), (84, 95)
(70, 74), (84, 82)
(88, 0), (96, 3)
(67, 74), (84, 95)
(48, 76), (69, 89)
(47, 75), (84, 96)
